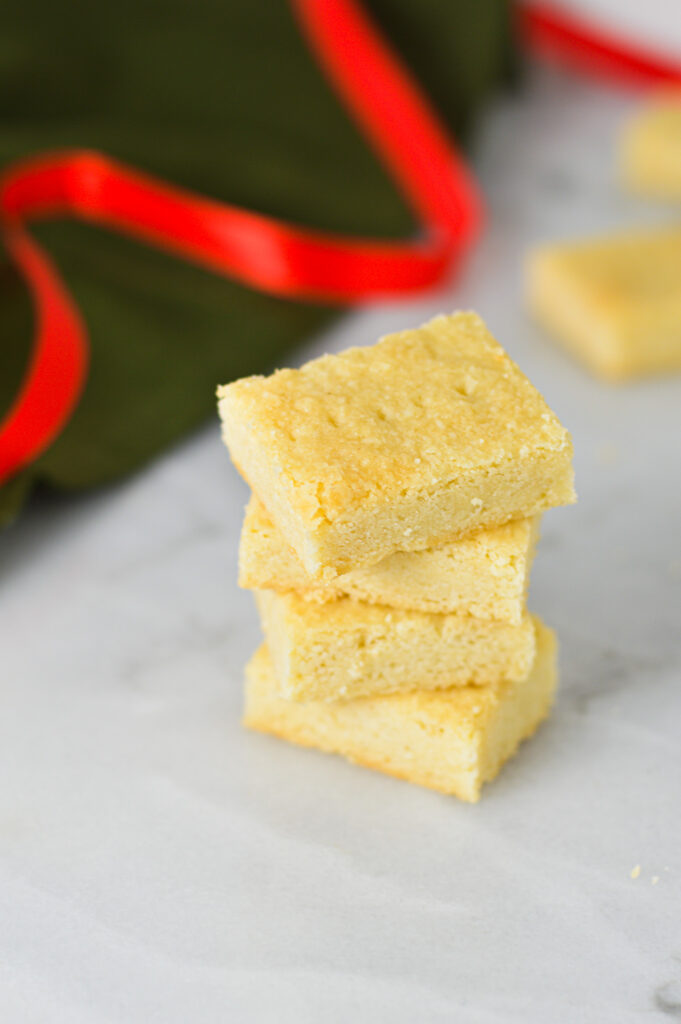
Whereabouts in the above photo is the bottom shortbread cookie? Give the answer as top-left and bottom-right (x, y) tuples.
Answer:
(244, 620), (557, 802)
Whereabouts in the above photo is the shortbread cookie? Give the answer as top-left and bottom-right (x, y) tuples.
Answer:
(218, 312), (574, 576)
(244, 621), (557, 802)
(256, 589), (537, 702)
(528, 229), (681, 380)
(240, 497), (539, 623)
(620, 97), (681, 201)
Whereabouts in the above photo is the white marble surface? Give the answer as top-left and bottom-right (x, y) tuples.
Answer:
(2, 67), (681, 1023)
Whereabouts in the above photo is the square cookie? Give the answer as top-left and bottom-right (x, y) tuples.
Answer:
(528, 228), (681, 380)
(256, 589), (536, 702)
(244, 620), (557, 802)
(240, 496), (539, 623)
(620, 96), (681, 201)
(218, 312), (574, 576)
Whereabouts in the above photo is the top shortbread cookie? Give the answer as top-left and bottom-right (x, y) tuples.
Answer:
(218, 312), (574, 576)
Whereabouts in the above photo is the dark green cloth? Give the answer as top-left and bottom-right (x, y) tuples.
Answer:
(0, 0), (514, 525)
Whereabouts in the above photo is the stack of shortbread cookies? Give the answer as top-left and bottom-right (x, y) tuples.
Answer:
(218, 312), (575, 801)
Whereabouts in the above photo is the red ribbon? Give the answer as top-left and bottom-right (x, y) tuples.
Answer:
(520, 2), (681, 86)
(0, 225), (89, 485)
(2, 0), (681, 489)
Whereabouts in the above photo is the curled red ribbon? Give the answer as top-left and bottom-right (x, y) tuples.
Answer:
(520, 2), (681, 86)
(0, 0), (482, 488)
(2, 0), (681, 489)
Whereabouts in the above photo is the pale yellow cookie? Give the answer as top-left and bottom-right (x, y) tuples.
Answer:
(528, 228), (681, 380)
(244, 621), (557, 802)
(218, 312), (574, 577)
(240, 497), (539, 623)
(620, 96), (681, 200)
(255, 589), (536, 702)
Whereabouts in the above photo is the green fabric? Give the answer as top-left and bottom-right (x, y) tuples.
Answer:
(0, 0), (514, 525)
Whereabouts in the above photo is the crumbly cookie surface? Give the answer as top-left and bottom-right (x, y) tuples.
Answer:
(240, 497), (538, 622)
(244, 622), (556, 802)
(256, 589), (537, 702)
(219, 312), (574, 573)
